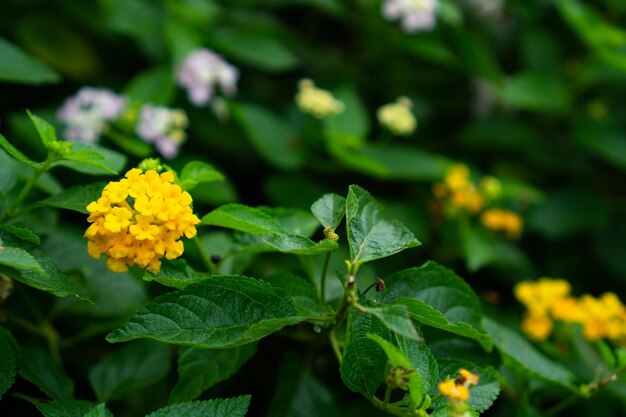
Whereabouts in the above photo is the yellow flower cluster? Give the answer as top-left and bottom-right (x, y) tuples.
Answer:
(85, 168), (200, 274)
(377, 97), (417, 136)
(295, 79), (344, 118)
(433, 164), (485, 214)
(515, 278), (626, 344)
(480, 209), (523, 239)
(439, 368), (479, 416)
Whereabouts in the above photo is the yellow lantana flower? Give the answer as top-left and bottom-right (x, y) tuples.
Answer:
(85, 168), (200, 274)
(480, 209), (523, 239)
(439, 368), (479, 416)
(295, 79), (344, 118)
(377, 97), (417, 136)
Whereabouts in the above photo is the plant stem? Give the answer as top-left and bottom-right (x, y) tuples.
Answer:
(329, 328), (343, 364)
(382, 384), (393, 408)
(193, 236), (218, 274)
(320, 251), (331, 303)
(8, 165), (46, 217)
(545, 394), (579, 416)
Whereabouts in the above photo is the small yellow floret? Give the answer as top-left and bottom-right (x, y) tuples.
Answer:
(480, 209), (523, 239)
(521, 313), (553, 341)
(438, 380), (469, 401)
(295, 79), (344, 118)
(377, 97), (417, 136)
(85, 168), (200, 274)
(459, 369), (479, 386)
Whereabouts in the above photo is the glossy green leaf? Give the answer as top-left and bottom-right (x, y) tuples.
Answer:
(380, 262), (492, 349)
(179, 161), (225, 191)
(212, 27), (298, 71)
(311, 193), (346, 229)
(263, 273), (327, 317)
(124, 66), (174, 105)
(37, 182), (106, 214)
(15, 395), (95, 417)
(434, 359), (500, 412)
(0, 231), (89, 301)
(267, 353), (339, 417)
(0, 147), (20, 191)
(27, 110), (58, 148)
(171, 343), (257, 403)
(0, 37), (60, 84)
(233, 232), (338, 255)
(0, 237), (45, 275)
(232, 103), (304, 170)
(0, 132), (41, 168)
(340, 306), (390, 395)
(89, 340), (171, 402)
(0, 224), (40, 245)
(19, 345), (74, 401)
(362, 304), (419, 340)
(107, 275), (306, 348)
(83, 403), (114, 417)
(483, 317), (575, 388)
(260, 207), (320, 237)
(201, 204), (287, 234)
(58, 143), (126, 175)
(0, 328), (18, 399)
(323, 86), (369, 144)
(143, 259), (207, 289)
(147, 396), (250, 417)
(461, 224), (497, 272)
(396, 334), (439, 393)
(368, 333), (424, 408)
(346, 185), (420, 266)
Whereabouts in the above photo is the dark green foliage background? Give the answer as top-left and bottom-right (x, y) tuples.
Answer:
(1, 0), (626, 416)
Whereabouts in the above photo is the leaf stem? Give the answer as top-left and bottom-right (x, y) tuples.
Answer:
(193, 236), (218, 274)
(8, 163), (48, 217)
(320, 251), (331, 303)
(329, 327), (343, 364)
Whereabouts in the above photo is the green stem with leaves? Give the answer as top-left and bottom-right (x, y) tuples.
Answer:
(319, 251), (332, 303)
(7, 161), (50, 217)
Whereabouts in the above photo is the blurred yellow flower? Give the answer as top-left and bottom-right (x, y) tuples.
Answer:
(85, 168), (200, 274)
(438, 379), (469, 401)
(377, 97), (417, 136)
(480, 209), (523, 239)
(295, 79), (344, 118)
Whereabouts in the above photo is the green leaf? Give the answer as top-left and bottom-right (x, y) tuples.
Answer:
(323, 86), (370, 144)
(0, 238), (45, 275)
(340, 306), (390, 395)
(483, 317), (575, 388)
(367, 333), (424, 408)
(124, 66), (175, 105)
(212, 27), (298, 72)
(263, 273), (327, 317)
(396, 334), (439, 393)
(430, 404), (478, 417)
(267, 353), (339, 417)
(143, 259), (207, 289)
(201, 204), (287, 234)
(171, 344), (257, 403)
(0, 132), (41, 168)
(574, 121), (626, 171)
(37, 182), (106, 214)
(233, 233), (338, 255)
(232, 103), (304, 170)
(0, 37), (60, 84)
(27, 110), (58, 149)
(434, 359), (500, 412)
(15, 395), (95, 417)
(499, 72), (571, 113)
(55, 149), (116, 175)
(107, 275), (306, 348)
(147, 396), (250, 417)
(259, 207), (320, 237)
(0, 328), (18, 399)
(0, 224), (40, 245)
(346, 185), (420, 266)
(83, 403), (114, 417)
(89, 340), (171, 402)
(0, 147), (21, 191)
(179, 161), (225, 191)
(448, 29), (503, 84)
(461, 224), (497, 272)
(380, 262), (492, 349)
(311, 193), (346, 229)
(362, 304), (419, 340)
(18, 345), (74, 401)
(0, 231), (89, 301)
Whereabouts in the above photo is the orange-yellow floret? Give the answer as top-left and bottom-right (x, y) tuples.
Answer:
(85, 168), (200, 274)
(438, 380), (469, 401)
(480, 209), (523, 239)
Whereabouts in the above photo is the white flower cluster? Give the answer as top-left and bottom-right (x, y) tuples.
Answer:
(57, 87), (126, 143)
(136, 105), (188, 159)
(176, 48), (239, 106)
(382, 0), (438, 33)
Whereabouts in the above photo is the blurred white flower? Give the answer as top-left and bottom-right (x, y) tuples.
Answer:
(57, 87), (126, 143)
(295, 79), (344, 118)
(176, 48), (239, 106)
(377, 97), (417, 136)
(382, 0), (438, 33)
(136, 105), (188, 159)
